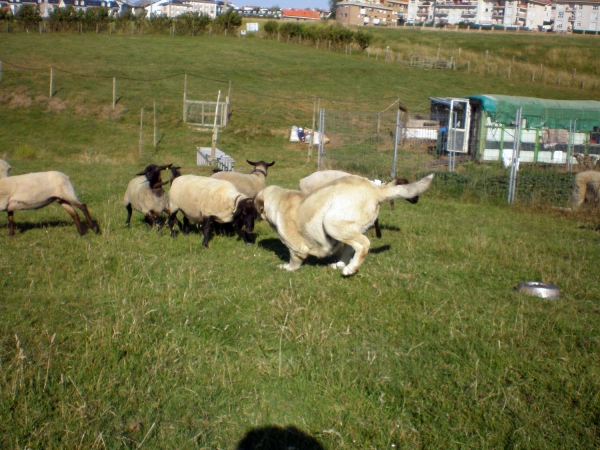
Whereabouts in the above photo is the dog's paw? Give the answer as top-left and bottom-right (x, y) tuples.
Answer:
(278, 263), (295, 271)
(342, 266), (357, 277)
(330, 261), (346, 270)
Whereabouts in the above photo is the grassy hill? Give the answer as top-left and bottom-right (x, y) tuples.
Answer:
(0, 32), (599, 449)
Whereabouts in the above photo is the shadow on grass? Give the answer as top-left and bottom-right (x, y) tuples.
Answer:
(258, 238), (392, 265)
(236, 425), (324, 450)
(7, 219), (99, 235)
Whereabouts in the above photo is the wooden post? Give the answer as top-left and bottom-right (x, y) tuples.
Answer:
(507, 66), (511, 79)
(485, 49), (488, 60)
(182, 73), (187, 122)
(308, 96), (318, 160)
(211, 90), (222, 160)
(531, 70), (535, 82)
(467, 61), (470, 73)
(139, 108), (144, 157)
(49, 68), (54, 98)
(112, 77), (116, 110)
(153, 100), (157, 149)
(131, 22), (134, 35)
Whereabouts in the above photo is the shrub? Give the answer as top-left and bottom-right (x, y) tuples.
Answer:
(263, 20), (278, 37)
(15, 4), (42, 31)
(213, 9), (242, 34)
(354, 29), (373, 50)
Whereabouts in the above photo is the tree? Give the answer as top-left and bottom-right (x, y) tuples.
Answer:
(328, 0), (340, 18)
(15, 5), (42, 31)
(214, 9), (242, 33)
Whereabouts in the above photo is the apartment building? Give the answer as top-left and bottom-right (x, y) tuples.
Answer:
(144, 0), (218, 18)
(553, 0), (600, 32)
(335, 0), (401, 26)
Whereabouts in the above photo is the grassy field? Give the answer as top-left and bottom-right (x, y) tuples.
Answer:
(0, 33), (599, 448)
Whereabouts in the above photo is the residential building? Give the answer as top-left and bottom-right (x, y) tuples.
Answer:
(335, 0), (400, 26)
(4, 0), (133, 17)
(553, 0), (600, 32)
(144, 0), (218, 18)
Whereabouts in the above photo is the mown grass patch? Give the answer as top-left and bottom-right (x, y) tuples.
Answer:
(0, 34), (599, 448)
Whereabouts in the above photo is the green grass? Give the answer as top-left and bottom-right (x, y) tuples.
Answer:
(0, 33), (599, 448)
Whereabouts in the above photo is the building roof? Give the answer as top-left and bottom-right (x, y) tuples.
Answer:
(281, 8), (321, 19)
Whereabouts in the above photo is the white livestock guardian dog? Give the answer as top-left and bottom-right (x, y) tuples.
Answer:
(255, 173), (434, 276)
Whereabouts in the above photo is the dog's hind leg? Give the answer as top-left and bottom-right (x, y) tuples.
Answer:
(339, 234), (370, 276)
(330, 243), (353, 270)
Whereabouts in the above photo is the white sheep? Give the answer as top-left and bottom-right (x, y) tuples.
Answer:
(123, 164), (172, 228)
(572, 170), (600, 209)
(167, 175), (257, 247)
(211, 160), (275, 198)
(0, 159), (98, 236)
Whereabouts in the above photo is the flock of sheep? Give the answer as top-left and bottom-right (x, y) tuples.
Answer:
(1, 157), (599, 276)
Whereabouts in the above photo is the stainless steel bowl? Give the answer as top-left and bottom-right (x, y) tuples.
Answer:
(516, 281), (560, 300)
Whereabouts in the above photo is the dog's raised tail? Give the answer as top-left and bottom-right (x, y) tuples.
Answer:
(380, 174), (434, 203)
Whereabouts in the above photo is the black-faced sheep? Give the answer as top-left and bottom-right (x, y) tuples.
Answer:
(0, 159), (98, 236)
(211, 160), (275, 198)
(299, 170), (419, 238)
(572, 170), (600, 209)
(167, 175), (257, 247)
(124, 164), (172, 228)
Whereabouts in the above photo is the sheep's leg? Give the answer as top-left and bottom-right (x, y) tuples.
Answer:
(143, 214), (154, 227)
(168, 211), (179, 238)
(59, 201), (85, 236)
(182, 216), (190, 235)
(201, 216), (212, 248)
(374, 218), (382, 239)
(76, 203), (98, 233)
(152, 213), (163, 231)
(125, 204), (133, 227)
(7, 211), (15, 236)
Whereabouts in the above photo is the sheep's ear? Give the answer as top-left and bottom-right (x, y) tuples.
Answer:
(159, 164), (172, 171)
(246, 160), (257, 166)
(136, 170), (146, 176)
(267, 161), (275, 167)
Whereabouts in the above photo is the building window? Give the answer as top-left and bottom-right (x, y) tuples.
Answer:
(558, 11), (563, 18)
(576, 21), (581, 27)
(557, 22), (563, 28)
(594, 5), (599, 10)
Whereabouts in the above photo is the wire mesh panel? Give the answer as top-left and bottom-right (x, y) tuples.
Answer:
(184, 99), (229, 128)
(318, 109), (399, 180)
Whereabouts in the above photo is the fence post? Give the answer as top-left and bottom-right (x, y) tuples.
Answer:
(49, 68), (54, 98)
(391, 107), (401, 179)
(317, 108), (325, 170)
(308, 96), (318, 160)
(182, 73), (187, 123)
(139, 108), (144, 157)
(112, 77), (116, 110)
(507, 107), (522, 204)
(211, 90), (221, 160)
(154, 100), (157, 149)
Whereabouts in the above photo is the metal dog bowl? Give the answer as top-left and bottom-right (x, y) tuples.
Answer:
(516, 281), (560, 300)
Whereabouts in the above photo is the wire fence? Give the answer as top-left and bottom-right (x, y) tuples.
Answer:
(318, 106), (600, 209)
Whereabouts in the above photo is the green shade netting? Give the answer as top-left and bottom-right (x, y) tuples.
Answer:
(467, 95), (600, 132)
